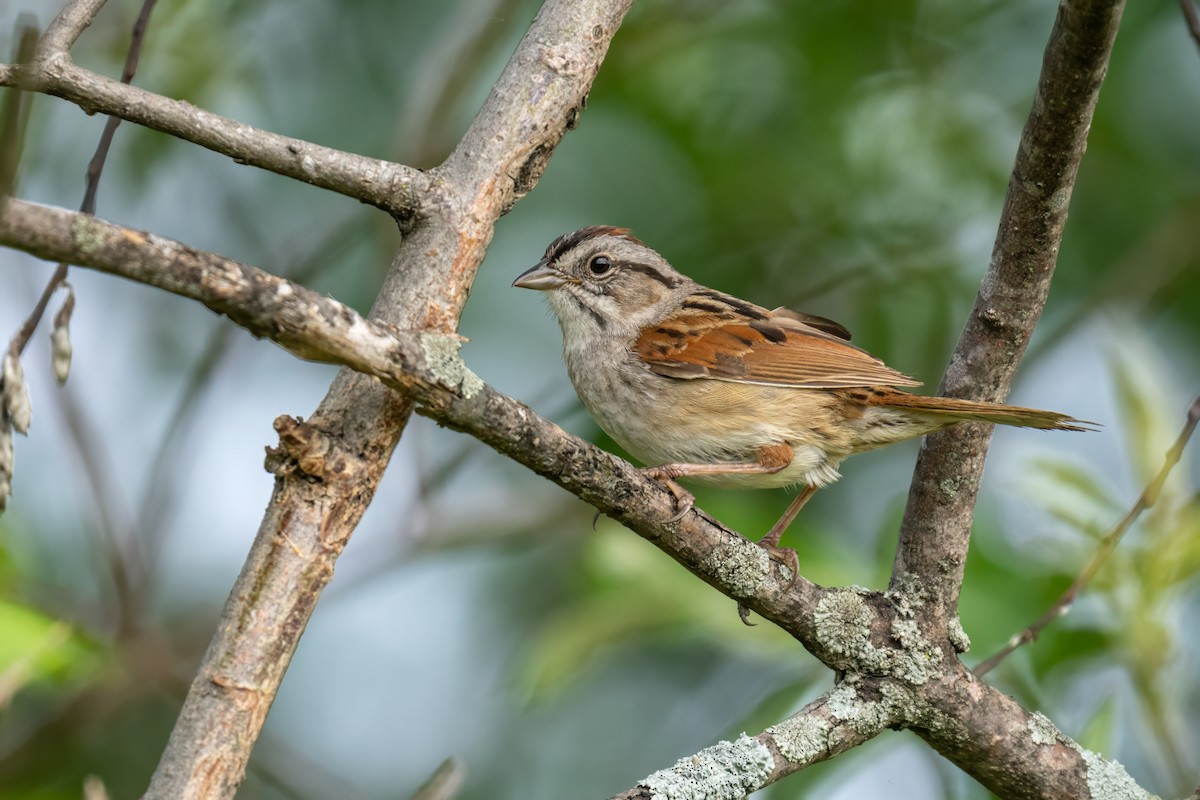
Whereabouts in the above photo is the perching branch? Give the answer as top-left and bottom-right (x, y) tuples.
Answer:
(973, 393), (1200, 677)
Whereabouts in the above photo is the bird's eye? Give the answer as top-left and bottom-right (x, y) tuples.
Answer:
(589, 255), (612, 276)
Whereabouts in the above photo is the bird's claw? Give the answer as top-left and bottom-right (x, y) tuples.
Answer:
(642, 468), (695, 523)
(760, 542), (799, 589)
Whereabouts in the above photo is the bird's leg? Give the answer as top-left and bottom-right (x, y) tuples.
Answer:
(737, 483), (819, 625)
(642, 443), (793, 523)
(761, 483), (818, 549)
(759, 483), (818, 585)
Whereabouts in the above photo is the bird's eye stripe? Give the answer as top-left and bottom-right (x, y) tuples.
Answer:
(624, 262), (681, 288)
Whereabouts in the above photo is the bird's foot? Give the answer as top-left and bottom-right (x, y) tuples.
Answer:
(642, 467), (695, 523)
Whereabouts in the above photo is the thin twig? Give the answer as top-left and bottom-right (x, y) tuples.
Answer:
(1, 66), (430, 219)
(409, 758), (466, 800)
(6, 0), (162, 641)
(8, 0), (158, 359)
(973, 393), (1200, 677)
(52, 379), (143, 635)
(81, 0), (159, 212)
(1182, 0), (1200, 51)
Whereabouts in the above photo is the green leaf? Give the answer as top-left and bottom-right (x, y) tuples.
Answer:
(0, 601), (103, 705)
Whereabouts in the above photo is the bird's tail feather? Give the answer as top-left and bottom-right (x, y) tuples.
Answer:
(874, 392), (1097, 432)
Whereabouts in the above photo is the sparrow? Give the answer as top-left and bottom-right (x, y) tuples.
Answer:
(513, 226), (1090, 581)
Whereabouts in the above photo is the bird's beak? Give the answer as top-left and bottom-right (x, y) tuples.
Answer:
(513, 260), (568, 291)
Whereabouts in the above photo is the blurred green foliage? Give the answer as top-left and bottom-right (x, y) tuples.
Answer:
(1, 0), (1198, 798)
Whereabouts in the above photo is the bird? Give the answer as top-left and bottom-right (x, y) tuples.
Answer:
(513, 225), (1090, 580)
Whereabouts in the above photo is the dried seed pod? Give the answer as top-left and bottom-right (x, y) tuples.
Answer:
(0, 424), (12, 511)
(2, 352), (31, 434)
(51, 325), (72, 385)
(51, 285), (75, 385)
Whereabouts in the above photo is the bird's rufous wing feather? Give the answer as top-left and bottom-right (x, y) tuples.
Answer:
(634, 293), (921, 389)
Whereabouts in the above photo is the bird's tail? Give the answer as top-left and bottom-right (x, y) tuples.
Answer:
(874, 391), (1097, 432)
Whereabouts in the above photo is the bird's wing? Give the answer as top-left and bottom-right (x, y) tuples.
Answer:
(634, 291), (921, 389)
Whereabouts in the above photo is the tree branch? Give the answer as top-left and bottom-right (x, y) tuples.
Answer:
(917, 663), (1157, 800)
(614, 659), (1159, 800)
(611, 685), (894, 800)
(5, 0), (431, 218)
(1182, 0), (1200, 51)
(36, 0), (107, 55)
(889, 0), (1126, 629)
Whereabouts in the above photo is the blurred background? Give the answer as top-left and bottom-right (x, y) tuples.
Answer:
(1, 1), (1198, 798)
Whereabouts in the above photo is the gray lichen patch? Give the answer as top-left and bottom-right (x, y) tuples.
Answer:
(421, 333), (484, 399)
(767, 713), (831, 764)
(825, 681), (891, 737)
(887, 617), (941, 685)
(814, 588), (874, 660)
(823, 679), (928, 745)
(938, 477), (960, 500)
(1027, 713), (1159, 799)
(641, 733), (773, 800)
(71, 214), (110, 255)
(1027, 712), (1062, 746)
(885, 572), (929, 618)
(701, 539), (768, 599)
(1077, 747), (1161, 800)
(948, 616), (971, 654)
(814, 589), (941, 684)
(878, 680), (925, 726)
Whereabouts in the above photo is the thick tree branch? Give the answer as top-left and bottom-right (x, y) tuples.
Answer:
(918, 663), (1158, 800)
(613, 662), (1158, 800)
(116, 1), (636, 796)
(889, 0), (1126, 628)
